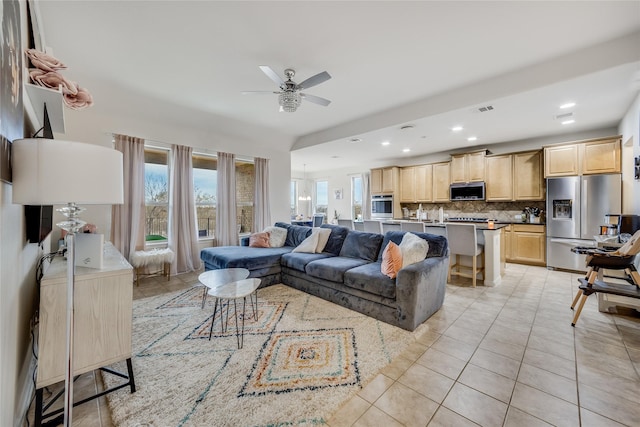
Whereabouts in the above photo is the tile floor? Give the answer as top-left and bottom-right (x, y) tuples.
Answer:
(28, 264), (640, 426)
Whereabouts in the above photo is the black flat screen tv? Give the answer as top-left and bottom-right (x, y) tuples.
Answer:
(25, 205), (53, 244)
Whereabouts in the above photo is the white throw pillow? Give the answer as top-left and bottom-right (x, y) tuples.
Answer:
(398, 232), (429, 268)
(315, 228), (332, 253)
(292, 231), (320, 253)
(263, 226), (287, 247)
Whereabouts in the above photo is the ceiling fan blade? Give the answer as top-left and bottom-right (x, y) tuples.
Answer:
(241, 91), (280, 95)
(297, 71), (331, 90)
(301, 93), (331, 106)
(259, 65), (284, 86)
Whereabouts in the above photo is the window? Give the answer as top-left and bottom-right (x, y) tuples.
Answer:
(144, 148), (169, 241)
(290, 180), (297, 217)
(315, 180), (328, 215)
(193, 154), (217, 238)
(236, 160), (255, 233)
(352, 175), (363, 220)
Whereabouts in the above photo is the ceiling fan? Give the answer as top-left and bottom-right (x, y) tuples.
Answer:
(242, 66), (331, 112)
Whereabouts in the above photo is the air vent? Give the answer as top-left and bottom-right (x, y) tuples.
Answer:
(478, 105), (494, 112)
(555, 112), (574, 120)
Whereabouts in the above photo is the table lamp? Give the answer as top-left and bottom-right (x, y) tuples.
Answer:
(12, 138), (123, 426)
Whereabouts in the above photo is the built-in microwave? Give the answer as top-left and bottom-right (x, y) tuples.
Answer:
(450, 182), (485, 201)
(371, 195), (393, 219)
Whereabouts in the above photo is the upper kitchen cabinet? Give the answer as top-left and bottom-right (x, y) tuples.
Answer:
(544, 136), (621, 177)
(485, 154), (513, 201)
(450, 150), (485, 183)
(486, 150), (544, 201)
(371, 166), (399, 195)
(433, 162), (451, 202)
(400, 164), (433, 203)
(581, 137), (621, 175)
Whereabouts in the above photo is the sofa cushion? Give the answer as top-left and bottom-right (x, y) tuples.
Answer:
(292, 232), (320, 253)
(280, 223), (313, 247)
(200, 246), (292, 271)
(381, 241), (403, 279)
(306, 257), (369, 283)
(319, 224), (349, 255)
(378, 231), (448, 261)
(281, 252), (335, 272)
(339, 230), (384, 261)
(344, 262), (396, 300)
(399, 232), (429, 267)
(263, 226), (287, 247)
(249, 232), (270, 248)
(316, 228), (332, 252)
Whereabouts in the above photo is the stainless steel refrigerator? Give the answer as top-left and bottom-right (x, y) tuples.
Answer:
(546, 174), (621, 271)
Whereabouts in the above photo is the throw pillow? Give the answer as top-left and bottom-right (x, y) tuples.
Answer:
(292, 231), (320, 253)
(249, 231), (270, 248)
(398, 232), (429, 268)
(263, 226), (287, 247)
(381, 241), (403, 279)
(315, 228), (332, 253)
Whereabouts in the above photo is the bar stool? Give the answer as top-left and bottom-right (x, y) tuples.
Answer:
(337, 219), (355, 229)
(445, 223), (484, 287)
(363, 220), (382, 233)
(401, 222), (425, 233)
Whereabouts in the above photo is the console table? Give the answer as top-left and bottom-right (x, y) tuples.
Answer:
(35, 242), (135, 426)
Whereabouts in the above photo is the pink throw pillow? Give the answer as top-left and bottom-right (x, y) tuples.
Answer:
(249, 232), (270, 248)
(381, 241), (403, 279)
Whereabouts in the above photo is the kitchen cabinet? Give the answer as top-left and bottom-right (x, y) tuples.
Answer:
(509, 224), (546, 266)
(371, 167), (399, 195)
(400, 164), (433, 202)
(486, 151), (543, 201)
(544, 136), (621, 177)
(450, 150), (485, 183)
(432, 162), (451, 202)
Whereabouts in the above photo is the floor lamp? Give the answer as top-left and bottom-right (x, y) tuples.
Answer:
(12, 138), (123, 426)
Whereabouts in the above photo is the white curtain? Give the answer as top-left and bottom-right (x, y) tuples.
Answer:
(253, 157), (271, 231)
(362, 172), (371, 220)
(216, 152), (238, 246)
(168, 145), (202, 273)
(111, 134), (145, 260)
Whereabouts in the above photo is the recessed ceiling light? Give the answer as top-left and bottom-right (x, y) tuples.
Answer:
(562, 119), (575, 125)
(402, 148), (411, 153)
(467, 136), (477, 142)
(381, 141), (390, 146)
(330, 155), (341, 158)
(560, 102), (576, 109)
(452, 126), (463, 132)
(349, 138), (362, 143)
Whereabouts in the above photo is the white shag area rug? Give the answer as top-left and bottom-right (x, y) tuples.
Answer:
(104, 284), (423, 426)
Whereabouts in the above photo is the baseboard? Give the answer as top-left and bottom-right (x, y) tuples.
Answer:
(15, 332), (37, 427)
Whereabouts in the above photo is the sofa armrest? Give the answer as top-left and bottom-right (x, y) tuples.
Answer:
(395, 254), (449, 330)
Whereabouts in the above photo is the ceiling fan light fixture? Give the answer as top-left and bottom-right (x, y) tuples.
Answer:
(279, 91), (302, 112)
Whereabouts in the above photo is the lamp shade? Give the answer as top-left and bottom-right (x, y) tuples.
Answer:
(11, 138), (124, 205)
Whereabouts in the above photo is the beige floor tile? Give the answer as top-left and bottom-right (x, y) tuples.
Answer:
(479, 336), (525, 361)
(517, 363), (577, 404)
(374, 382), (439, 427)
(401, 341), (429, 362)
(503, 406), (552, 427)
(357, 373), (394, 403)
(577, 349), (638, 380)
(326, 395), (370, 427)
(442, 324), (484, 347)
(522, 347), (577, 380)
(469, 348), (520, 380)
(527, 334), (576, 361)
(414, 329), (442, 347)
(431, 334), (478, 361)
(484, 322), (531, 347)
(577, 362), (640, 404)
(510, 383), (579, 427)
(380, 355), (414, 380)
(442, 382), (508, 427)
(397, 363), (454, 403)
(578, 382), (640, 426)
(458, 363), (516, 403)
(415, 348), (467, 380)
(580, 408), (628, 427)
(353, 405), (403, 427)
(427, 406), (479, 427)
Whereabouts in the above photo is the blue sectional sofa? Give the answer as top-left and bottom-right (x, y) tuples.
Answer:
(200, 222), (449, 331)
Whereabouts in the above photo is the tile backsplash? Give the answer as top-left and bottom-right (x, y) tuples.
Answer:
(401, 200), (546, 223)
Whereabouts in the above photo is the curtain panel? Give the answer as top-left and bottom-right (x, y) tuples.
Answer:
(253, 157), (271, 232)
(216, 152), (238, 246)
(168, 144), (202, 273)
(111, 134), (145, 260)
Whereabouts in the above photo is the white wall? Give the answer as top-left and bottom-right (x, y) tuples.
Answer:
(618, 93), (640, 213)
(306, 167), (369, 221)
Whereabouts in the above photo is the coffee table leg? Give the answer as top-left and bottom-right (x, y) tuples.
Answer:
(250, 291), (258, 321)
(201, 286), (208, 309)
(233, 299), (241, 349)
(208, 297), (219, 341)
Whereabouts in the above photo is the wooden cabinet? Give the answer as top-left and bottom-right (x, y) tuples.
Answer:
(544, 136), (621, 177)
(450, 151), (485, 183)
(400, 164), (433, 202)
(485, 154), (513, 201)
(486, 150), (544, 201)
(508, 224), (546, 266)
(433, 162), (451, 202)
(371, 167), (398, 195)
(582, 138), (621, 174)
(37, 243), (133, 388)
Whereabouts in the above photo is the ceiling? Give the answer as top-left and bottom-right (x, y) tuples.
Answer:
(36, 1), (640, 173)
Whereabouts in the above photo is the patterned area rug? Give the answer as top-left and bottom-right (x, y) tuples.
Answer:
(104, 284), (420, 426)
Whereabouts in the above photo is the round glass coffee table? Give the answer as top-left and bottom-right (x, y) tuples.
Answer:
(198, 268), (250, 309)
(207, 278), (261, 349)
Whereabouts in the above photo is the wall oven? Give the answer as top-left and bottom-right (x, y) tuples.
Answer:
(371, 195), (393, 219)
